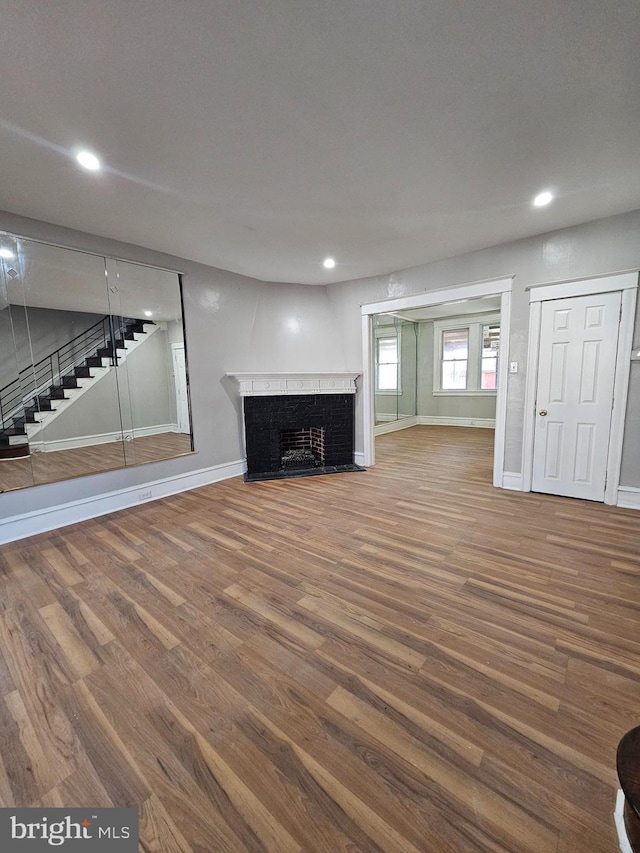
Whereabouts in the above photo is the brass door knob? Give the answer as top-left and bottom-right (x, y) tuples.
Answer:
(538, 409), (548, 416)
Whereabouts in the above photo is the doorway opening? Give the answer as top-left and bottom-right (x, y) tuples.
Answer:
(361, 277), (513, 488)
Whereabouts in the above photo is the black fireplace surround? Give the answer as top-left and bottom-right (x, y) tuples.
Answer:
(243, 393), (364, 482)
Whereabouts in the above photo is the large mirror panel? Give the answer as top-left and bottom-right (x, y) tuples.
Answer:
(374, 313), (418, 426)
(16, 240), (126, 486)
(0, 234), (34, 490)
(0, 233), (193, 492)
(105, 258), (192, 468)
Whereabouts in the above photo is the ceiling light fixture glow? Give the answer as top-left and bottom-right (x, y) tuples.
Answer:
(323, 257), (336, 269)
(0, 248), (15, 259)
(76, 150), (101, 171)
(144, 310), (152, 317)
(533, 190), (553, 207)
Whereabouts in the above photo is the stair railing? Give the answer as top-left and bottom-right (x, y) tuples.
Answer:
(0, 315), (135, 431)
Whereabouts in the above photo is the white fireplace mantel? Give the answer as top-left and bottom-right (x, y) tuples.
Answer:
(227, 372), (359, 397)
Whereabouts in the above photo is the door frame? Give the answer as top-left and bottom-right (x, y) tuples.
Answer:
(521, 271), (638, 504)
(361, 276), (513, 487)
(171, 342), (189, 433)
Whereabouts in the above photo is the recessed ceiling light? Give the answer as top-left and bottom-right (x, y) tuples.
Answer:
(533, 191), (553, 207)
(76, 150), (101, 171)
(0, 248), (15, 259)
(323, 257), (336, 269)
(144, 310), (152, 317)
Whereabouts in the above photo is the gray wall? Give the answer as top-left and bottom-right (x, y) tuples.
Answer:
(40, 371), (122, 441)
(417, 322), (497, 420)
(327, 209), (640, 478)
(2, 206), (640, 525)
(167, 319), (184, 344)
(0, 210), (347, 521)
(119, 329), (175, 433)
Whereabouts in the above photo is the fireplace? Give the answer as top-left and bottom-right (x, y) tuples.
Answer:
(228, 373), (364, 482)
(281, 427), (325, 469)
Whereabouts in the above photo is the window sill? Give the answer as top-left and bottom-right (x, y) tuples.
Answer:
(376, 390), (404, 395)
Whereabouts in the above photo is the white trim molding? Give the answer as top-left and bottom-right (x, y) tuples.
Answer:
(362, 313), (375, 470)
(375, 416), (418, 436)
(617, 487), (640, 510)
(502, 472), (523, 491)
(527, 271), (638, 301)
(0, 458), (247, 546)
(374, 415), (496, 437)
(607, 286), (638, 504)
(522, 271), (638, 504)
(614, 789), (634, 853)
(417, 416), (496, 429)
(361, 275), (514, 316)
(227, 372), (359, 396)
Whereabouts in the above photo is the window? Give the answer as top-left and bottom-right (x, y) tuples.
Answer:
(434, 314), (500, 394)
(376, 335), (399, 391)
(441, 328), (469, 390)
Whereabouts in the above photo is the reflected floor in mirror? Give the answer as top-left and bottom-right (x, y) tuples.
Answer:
(0, 432), (192, 491)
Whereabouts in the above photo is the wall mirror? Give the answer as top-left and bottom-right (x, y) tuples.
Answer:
(0, 233), (193, 491)
(373, 313), (418, 425)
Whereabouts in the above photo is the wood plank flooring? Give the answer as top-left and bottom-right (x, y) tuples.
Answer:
(0, 425), (638, 851)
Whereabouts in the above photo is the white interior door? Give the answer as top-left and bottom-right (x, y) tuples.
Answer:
(532, 291), (621, 501)
(171, 344), (190, 433)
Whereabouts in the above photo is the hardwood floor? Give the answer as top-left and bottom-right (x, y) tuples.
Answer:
(0, 424), (638, 851)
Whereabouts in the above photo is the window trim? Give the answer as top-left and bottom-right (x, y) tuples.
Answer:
(433, 313), (500, 396)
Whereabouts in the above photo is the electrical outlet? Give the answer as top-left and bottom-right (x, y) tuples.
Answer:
(139, 490), (152, 501)
(509, 362), (518, 373)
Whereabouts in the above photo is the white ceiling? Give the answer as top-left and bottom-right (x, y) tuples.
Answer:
(1, 1), (639, 285)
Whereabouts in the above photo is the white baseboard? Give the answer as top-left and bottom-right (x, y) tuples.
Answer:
(131, 424), (179, 439)
(614, 789), (634, 853)
(0, 458), (247, 545)
(502, 472), (523, 491)
(617, 487), (640, 510)
(375, 412), (400, 422)
(29, 424), (178, 453)
(374, 415), (418, 436)
(354, 452), (366, 467)
(417, 416), (496, 429)
(374, 415), (495, 437)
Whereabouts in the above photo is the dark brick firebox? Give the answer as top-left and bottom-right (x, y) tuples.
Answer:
(243, 394), (364, 482)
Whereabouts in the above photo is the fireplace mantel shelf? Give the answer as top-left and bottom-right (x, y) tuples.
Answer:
(227, 372), (359, 396)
